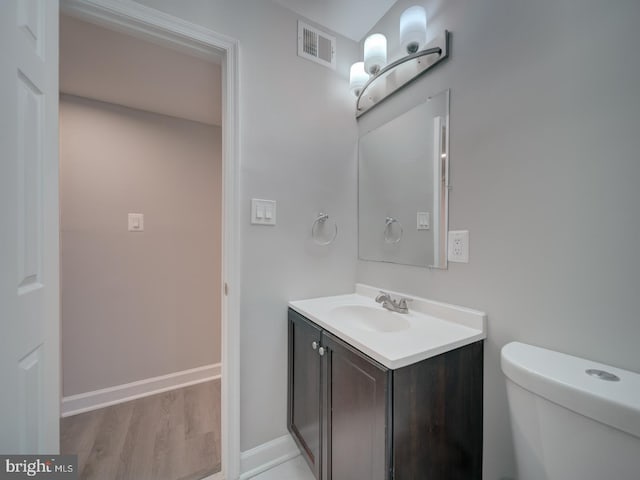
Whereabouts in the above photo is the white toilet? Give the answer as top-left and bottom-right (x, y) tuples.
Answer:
(501, 342), (640, 480)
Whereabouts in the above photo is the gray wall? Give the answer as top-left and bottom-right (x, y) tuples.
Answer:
(60, 94), (222, 396)
(131, 0), (360, 450)
(358, 0), (640, 478)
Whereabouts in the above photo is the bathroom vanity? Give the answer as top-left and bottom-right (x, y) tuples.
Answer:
(287, 285), (486, 480)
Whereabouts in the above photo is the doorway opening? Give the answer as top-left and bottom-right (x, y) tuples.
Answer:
(57, 2), (239, 478)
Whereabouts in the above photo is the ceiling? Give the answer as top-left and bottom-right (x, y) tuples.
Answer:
(272, 0), (398, 42)
(60, 14), (222, 126)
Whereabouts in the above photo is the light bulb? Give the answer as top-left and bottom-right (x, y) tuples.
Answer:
(364, 33), (387, 75)
(349, 62), (369, 97)
(400, 6), (427, 54)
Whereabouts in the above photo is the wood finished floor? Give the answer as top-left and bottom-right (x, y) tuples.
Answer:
(61, 379), (221, 480)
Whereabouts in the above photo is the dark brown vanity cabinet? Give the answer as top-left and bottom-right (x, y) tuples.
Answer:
(287, 308), (323, 478)
(322, 329), (391, 480)
(288, 308), (483, 480)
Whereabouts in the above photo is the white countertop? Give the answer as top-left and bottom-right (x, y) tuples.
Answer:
(289, 284), (487, 369)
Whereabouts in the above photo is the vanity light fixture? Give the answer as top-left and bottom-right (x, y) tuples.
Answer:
(400, 6), (428, 53)
(352, 6), (451, 117)
(363, 33), (387, 75)
(349, 62), (369, 97)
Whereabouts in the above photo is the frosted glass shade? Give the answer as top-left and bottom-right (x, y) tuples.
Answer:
(364, 33), (387, 75)
(349, 62), (369, 97)
(400, 6), (427, 53)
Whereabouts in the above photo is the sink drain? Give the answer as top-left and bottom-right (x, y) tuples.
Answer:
(586, 369), (620, 382)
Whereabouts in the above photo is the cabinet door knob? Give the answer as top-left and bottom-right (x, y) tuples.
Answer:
(318, 347), (325, 356)
(312, 341), (318, 350)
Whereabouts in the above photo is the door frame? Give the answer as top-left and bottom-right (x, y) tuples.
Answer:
(59, 1), (241, 478)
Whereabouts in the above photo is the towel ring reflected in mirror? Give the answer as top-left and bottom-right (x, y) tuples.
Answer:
(384, 217), (403, 244)
(312, 212), (338, 246)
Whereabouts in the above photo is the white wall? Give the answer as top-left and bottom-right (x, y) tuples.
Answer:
(358, 0), (640, 478)
(60, 95), (222, 396)
(131, 0), (360, 451)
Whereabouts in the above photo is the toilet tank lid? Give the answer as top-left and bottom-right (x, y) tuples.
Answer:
(501, 342), (640, 439)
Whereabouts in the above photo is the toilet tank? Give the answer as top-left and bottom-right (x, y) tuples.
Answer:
(501, 342), (640, 480)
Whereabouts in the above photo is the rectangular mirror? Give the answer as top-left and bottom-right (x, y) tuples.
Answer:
(358, 89), (449, 268)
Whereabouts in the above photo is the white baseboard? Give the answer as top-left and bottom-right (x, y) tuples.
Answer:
(239, 434), (300, 479)
(200, 472), (224, 480)
(61, 363), (221, 417)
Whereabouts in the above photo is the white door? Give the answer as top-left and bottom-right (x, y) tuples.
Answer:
(0, 0), (60, 453)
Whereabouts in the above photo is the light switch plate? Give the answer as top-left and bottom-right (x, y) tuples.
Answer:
(417, 212), (430, 230)
(448, 230), (469, 263)
(251, 199), (276, 225)
(128, 213), (144, 232)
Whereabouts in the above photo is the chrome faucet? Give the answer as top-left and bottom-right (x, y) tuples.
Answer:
(375, 291), (411, 314)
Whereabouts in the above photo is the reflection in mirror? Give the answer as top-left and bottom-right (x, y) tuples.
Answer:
(358, 89), (449, 268)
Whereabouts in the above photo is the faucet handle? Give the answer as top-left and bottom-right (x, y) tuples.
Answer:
(398, 297), (413, 308)
(375, 291), (390, 303)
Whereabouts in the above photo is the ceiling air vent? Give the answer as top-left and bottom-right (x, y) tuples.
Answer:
(297, 21), (336, 70)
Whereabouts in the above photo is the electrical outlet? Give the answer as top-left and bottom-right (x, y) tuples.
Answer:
(448, 230), (469, 263)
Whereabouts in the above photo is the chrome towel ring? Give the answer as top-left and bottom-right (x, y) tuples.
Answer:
(312, 212), (338, 246)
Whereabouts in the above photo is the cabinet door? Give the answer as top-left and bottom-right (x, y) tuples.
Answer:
(288, 309), (323, 479)
(323, 331), (391, 480)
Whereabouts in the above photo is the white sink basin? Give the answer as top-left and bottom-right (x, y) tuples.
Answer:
(289, 284), (487, 369)
(329, 305), (410, 332)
